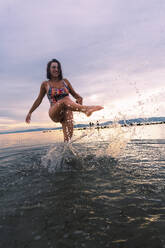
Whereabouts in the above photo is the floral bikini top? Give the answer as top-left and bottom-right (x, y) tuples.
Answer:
(47, 80), (70, 105)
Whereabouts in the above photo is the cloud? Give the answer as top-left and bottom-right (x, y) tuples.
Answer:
(1, 0), (165, 131)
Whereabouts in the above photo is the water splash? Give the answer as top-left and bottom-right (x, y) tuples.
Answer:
(106, 123), (130, 157)
(103, 114), (138, 157)
(41, 142), (81, 172)
(40, 129), (96, 173)
(40, 122), (132, 173)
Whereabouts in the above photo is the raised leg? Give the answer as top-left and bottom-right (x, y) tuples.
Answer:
(49, 96), (103, 122)
(61, 97), (103, 116)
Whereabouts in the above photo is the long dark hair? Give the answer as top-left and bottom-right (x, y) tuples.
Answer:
(46, 59), (63, 80)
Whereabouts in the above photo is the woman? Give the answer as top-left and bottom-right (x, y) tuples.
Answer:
(25, 59), (103, 142)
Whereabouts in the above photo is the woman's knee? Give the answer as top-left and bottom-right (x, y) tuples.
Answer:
(49, 112), (64, 123)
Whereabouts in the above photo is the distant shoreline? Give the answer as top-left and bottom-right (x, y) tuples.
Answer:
(76, 121), (165, 131)
(0, 121), (164, 135)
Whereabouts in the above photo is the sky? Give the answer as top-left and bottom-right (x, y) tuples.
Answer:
(0, 0), (165, 132)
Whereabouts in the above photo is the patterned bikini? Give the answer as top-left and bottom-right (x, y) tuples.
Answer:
(47, 80), (70, 106)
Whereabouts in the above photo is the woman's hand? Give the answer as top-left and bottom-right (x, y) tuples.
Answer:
(76, 97), (83, 105)
(25, 113), (31, 123)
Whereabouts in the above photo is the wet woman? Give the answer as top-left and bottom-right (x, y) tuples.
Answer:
(25, 59), (103, 142)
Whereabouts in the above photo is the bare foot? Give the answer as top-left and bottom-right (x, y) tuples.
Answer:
(85, 106), (104, 117)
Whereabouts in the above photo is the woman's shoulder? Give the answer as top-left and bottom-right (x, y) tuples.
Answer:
(41, 80), (49, 87)
(41, 80), (49, 85)
(40, 81), (49, 92)
(63, 78), (70, 86)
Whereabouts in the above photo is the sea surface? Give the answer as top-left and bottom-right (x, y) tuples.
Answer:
(0, 124), (165, 248)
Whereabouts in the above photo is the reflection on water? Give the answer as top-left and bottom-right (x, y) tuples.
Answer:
(0, 129), (64, 149)
(0, 124), (165, 247)
(130, 124), (165, 140)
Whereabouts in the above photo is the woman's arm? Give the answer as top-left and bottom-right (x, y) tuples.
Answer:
(64, 78), (83, 105)
(25, 82), (46, 123)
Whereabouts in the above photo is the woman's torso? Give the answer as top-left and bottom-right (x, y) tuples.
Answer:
(46, 79), (70, 106)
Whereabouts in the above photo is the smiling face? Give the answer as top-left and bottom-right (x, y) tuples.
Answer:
(47, 59), (63, 80)
(50, 62), (60, 78)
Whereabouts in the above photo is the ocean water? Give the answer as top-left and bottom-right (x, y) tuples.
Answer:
(0, 124), (165, 248)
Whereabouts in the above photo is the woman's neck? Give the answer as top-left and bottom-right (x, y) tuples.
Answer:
(50, 77), (60, 82)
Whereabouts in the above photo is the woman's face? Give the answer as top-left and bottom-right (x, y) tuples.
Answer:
(50, 62), (60, 78)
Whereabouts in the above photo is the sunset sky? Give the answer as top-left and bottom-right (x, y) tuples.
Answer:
(1, 0), (165, 132)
